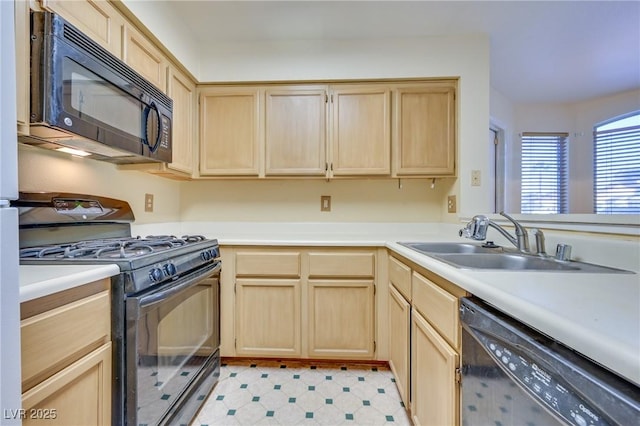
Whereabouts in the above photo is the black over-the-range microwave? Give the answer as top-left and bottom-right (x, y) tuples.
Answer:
(21, 11), (173, 164)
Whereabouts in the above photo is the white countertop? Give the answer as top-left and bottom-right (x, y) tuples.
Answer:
(147, 220), (639, 386)
(386, 241), (640, 388)
(19, 264), (120, 303)
(30, 221), (640, 386)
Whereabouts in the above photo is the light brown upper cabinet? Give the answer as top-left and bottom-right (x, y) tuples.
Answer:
(264, 84), (391, 178)
(166, 65), (196, 175)
(265, 86), (328, 176)
(196, 79), (455, 179)
(393, 82), (456, 176)
(40, 0), (124, 58)
(199, 87), (261, 176)
(330, 85), (391, 176)
(122, 23), (168, 93)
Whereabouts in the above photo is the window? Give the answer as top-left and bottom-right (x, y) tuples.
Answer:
(594, 112), (640, 214)
(520, 133), (568, 214)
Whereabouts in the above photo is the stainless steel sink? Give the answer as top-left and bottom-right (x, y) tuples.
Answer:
(398, 242), (634, 273)
(435, 253), (580, 271)
(399, 242), (500, 254)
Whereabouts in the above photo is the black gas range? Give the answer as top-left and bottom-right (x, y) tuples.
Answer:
(19, 234), (220, 294)
(13, 192), (221, 425)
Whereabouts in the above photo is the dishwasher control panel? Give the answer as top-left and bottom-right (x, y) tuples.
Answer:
(461, 297), (640, 426)
(477, 332), (607, 426)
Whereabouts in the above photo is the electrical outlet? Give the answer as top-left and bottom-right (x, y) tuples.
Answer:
(320, 195), (331, 212)
(447, 195), (457, 213)
(471, 170), (481, 186)
(145, 193), (154, 212)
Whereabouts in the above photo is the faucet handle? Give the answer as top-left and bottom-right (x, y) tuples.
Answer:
(459, 226), (473, 238)
(459, 215), (489, 240)
(555, 244), (572, 261)
(531, 228), (546, 256)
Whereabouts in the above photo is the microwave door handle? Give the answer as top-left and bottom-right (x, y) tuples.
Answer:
(143, 102), (161, 153)
(134, 262), (221, 315)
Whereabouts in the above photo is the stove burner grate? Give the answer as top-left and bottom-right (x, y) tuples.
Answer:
(19, 235), (210, 260)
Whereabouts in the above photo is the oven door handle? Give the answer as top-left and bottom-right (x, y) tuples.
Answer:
(136, 261), (221, 312)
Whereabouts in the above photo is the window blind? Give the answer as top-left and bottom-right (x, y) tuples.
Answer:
(594, 122), (640, 214)
(520, 133), (568, 214)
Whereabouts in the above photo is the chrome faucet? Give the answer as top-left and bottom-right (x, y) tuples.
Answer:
(531, 228), (547, 256)
(459, 211), (530, 253)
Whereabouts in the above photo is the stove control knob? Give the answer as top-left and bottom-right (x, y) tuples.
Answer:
(149, 267), (164, 282)
(201, 251), (212, 261)
(163, 263), (177, 277)
(209, 247), (220, 259)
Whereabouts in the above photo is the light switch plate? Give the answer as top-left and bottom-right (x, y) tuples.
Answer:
(447, 195), (457, 213)
(321, 195), (331, 212)
(471, 170), (481, 186)
(145, 193), (154, 212)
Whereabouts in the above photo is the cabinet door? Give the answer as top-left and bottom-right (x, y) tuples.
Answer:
(167, 66), (196, 174)
(411, 310), (459, 426)
(388, 284), (410, 407)
(265, 88), (327, 176)
(393, 84), (456, 176)
(308, 280), (375, 358)
(199, 88), (261, 176)
(41, 0), (123, 58)
(21, 343), (111, 426)
(235, 279), (301, 356)
(122, 23), (167, 92)
(330, 86), (391, 176)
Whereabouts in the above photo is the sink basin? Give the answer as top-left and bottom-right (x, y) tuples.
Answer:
(435, 253), (580, 271)
(398, 242), (634, 273)
(399, 242), (500, 254)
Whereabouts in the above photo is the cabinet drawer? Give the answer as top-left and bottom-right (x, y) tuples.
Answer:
(21, 290), (110, 392)
(389, 256), (411, 300)
(22, 343), (112, 426)
(308, 251), (375, 278)
(236, 251), (301, 277)
(411, 272), (459, 348)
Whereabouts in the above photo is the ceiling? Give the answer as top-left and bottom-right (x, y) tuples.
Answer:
(164, 1), (640, 104)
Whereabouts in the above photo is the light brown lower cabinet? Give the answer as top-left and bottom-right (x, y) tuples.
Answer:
(387, 255), (465, 426)
(21, 343), (111, 426)
(388, 284), (411, 407)
(235, 278), (302, 356)
(228, 247), (377, 360)
(20, 282), (111, 425)
(411, 309), (459, 426)
(308, 280), (375, 358)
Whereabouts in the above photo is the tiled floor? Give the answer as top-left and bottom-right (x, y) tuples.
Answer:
(191, 359), (411, 425)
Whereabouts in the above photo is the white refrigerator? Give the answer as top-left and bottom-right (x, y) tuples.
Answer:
(0, 0), (22, 424)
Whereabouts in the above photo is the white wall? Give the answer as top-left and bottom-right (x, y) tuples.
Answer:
(490, 88), (640, 214)
(193, 35), (491, 221)
(119, 0), (201, 76)
(572, 90), (640, 213)
(111, 3), (494, 221)
(490, 87), (515, 212)
(18, 145), (181, 224)
(179, 178), (455, 223)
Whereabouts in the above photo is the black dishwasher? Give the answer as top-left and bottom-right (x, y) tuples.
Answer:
(460, 297), (640, 426)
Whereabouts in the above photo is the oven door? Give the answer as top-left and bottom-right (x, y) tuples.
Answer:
(125, 261), (220, 426)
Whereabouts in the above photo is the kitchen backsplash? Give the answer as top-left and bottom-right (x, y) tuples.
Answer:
(18, 144), (181, 224)
(19, 144), (457, 224)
